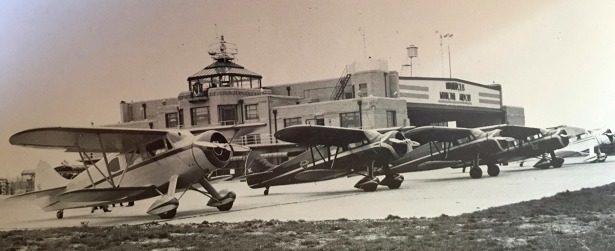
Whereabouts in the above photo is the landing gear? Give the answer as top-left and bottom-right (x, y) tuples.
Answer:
(264, 187), (270, 196)
(56, 210), (64, 219)
(198, 178), (236, 212)
(487, 164), (500, 177)
(549, 151), (564, 168)
(354, 161), (379, 192)
(354, 176), (379, 192)
(469, 167), (482, 179)
(158, 208), (177, 219)
(551, 158), (565, 168)
(469, 152), (482, 179)
(213, 192), (236, 211)
(379, 173), (404, 189)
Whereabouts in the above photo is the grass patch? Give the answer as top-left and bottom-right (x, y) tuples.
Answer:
(4, 183), (615, 250)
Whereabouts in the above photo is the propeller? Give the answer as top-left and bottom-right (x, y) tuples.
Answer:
(193, 141), (250, 153)
(389, 138), (420, 147)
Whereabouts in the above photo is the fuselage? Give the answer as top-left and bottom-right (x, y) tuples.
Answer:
(489, 130), (569, 163)
(45, 130), (230, 210)
(247, 130), (408, 189)
(389, 136), (509, 173)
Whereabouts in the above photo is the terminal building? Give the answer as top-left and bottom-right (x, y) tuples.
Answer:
(112, 36), (525, 172)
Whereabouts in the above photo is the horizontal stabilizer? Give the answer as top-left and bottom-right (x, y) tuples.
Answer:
(294, 169), (350, 181)
(417, 160), (464, 170)
(55, 186), (157, 203)
(243, 171), (273, 179)
(5, 186), (66, 202)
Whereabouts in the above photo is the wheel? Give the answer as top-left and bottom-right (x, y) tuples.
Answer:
(264, 187), (269, 196)
(217, 201), (234, 211)
(56, 210), (64, 219)
(519, 161), (524, 167)
(487, 164), (500, 177)
(362, 183), (378, 192)
(216, 191), (236, 211)
(384, 174), (404, 189)
(551, 158), (564, 168)
(469, 167), (482, 179)
(354, 176), (379, 192)
(158, 208), (177, 219)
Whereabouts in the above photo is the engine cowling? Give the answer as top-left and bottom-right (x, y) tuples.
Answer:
(193, 131), (231, 170)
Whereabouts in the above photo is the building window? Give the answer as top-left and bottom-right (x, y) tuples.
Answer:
(344, 92), (353, 99)
(340, 112), (361, 128)
(284, 117), (302, 127)
(191, 107), (210, 125)
(218, 105), (238, 125)
(306, 116), (325, 126)
(358, 83), (368, 97)
(386, 111), (397, 127)
(165, 113), (178, 128)
(245, 104), (258, 120)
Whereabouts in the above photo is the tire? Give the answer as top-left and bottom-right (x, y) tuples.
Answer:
(217, 201), (234, 211)
(362, 183), (378, 192)
(158, 208), (177, 219)
(56, 210), (64, 219)
(469, 167), (482, 179)
(487, 164), (500, 177)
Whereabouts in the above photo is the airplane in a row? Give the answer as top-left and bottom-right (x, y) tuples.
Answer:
(6, 124), (263, 219)
(245, 124), (573, 195)
(5, 123), (608, 219)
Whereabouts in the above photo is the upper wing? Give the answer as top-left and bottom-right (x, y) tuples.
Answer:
(404, 126), (484, 144)
(190, 122), (267, 138)
(375, 126), (416, 134)
(274, 125), (377, 147)
(549, 125), (588, 137)
(481, 125), (544, 139)
(9, 127), (171, 153)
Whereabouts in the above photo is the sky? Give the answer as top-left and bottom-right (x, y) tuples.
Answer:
(1, 0), (614, 177)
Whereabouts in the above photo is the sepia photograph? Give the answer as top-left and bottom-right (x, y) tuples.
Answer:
(1, 0), (615, 249)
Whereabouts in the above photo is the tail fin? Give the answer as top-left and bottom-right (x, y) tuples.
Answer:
(34, 161), (69, 191)
(245, 151), (277, 174)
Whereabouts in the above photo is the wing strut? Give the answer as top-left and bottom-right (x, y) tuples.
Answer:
(78, 151), (97, 188)
(116, 155), (131, 188)
(78, 148), (114, 187)
(97, 133), (116, 187)
(329, 146), (340, 169)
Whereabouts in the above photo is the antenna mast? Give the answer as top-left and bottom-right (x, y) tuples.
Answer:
(358, 27), (366, 58)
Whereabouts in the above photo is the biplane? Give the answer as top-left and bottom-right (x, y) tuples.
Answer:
(478, 125), (570, 169)
(245, 125), (417, 195)
(385, 126), (513, 179)
(7, 123), (263, 219)
(551, 126), (614, 163)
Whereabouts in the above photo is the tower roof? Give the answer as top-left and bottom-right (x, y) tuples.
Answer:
(187, 60), (261, 81)
(187, 35), (262, 82)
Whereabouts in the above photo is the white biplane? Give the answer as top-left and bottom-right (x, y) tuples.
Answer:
(7, 124), (262, 219)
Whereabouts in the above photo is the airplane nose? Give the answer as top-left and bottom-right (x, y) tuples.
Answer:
(192, 131), (232, 169)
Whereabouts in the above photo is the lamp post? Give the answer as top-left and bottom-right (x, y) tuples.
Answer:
(438, 32), (454, 78)
(357, 100), (363, 129)
(442, 33), (454, 78)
